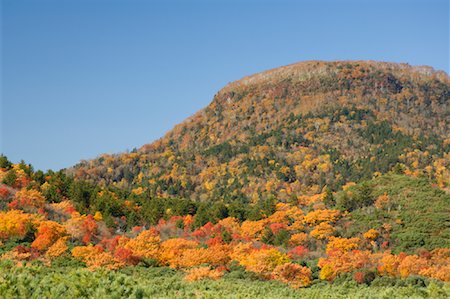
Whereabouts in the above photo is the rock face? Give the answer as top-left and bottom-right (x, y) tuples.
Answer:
(70, 61), (450, 202)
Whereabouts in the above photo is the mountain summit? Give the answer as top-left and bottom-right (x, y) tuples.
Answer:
(71, 61), (449, 202)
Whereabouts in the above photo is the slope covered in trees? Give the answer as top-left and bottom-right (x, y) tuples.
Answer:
(71, 61), (449, 205)
(0, 157), (449, 297)
(0, 61), (449, 297)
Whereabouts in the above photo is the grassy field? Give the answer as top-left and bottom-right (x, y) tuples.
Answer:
(0, 261), (448, 299)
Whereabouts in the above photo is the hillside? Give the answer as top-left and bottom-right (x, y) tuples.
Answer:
(71, 61), (449, 204)
(0, 158), (449, 297)
(0, 60), (449, 297)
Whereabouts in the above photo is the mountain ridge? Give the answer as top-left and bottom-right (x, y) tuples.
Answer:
(219, 60), (448, 92)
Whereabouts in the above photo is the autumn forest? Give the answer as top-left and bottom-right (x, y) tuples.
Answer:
(1, 61), (449, 298)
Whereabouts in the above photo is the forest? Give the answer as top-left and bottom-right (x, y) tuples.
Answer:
(0, 61), (449, 298)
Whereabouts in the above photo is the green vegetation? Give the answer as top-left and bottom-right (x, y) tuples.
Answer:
(0, 261), (448, 299)
(340, 174), (450, 253)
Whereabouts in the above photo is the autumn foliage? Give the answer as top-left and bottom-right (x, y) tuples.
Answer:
(1, 59), (450, 292)
(8, 189), (46, 213)
(0, 210), (35, 240)
(72, 245), (125, 270)
(31, 220), (66, 251)
(272, 263), (312, 288)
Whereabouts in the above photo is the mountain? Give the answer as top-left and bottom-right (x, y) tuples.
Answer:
(70, 61), (450, 204)
(1, 61), (449, 295)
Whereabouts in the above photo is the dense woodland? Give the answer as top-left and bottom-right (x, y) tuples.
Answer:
(0, 61), (449, 297)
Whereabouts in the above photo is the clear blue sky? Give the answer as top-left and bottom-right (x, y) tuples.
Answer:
(1, 0), (449, 171)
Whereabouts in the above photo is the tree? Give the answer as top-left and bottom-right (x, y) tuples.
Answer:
(69, 181), (98, 213)
(46, 237), (69, 257)
(304, 209), (340, 226)
(72, 245), (125, 270)
(158, 238), (199, 268)
(310, 222), (335, 240)
(272, 263), (312, 288)
(9, 189), (46, 213)
(237, 248), (289, 276)
(326, 237), (360, 254)
(65, 214), (99, 244)
(323, 187), (335, 207)
(2, 171), (17, 187)
(123, 229), (160, 259)
(0, 155), (12, 169)
(31, 220), (66, 251)
(337, 182), (374, 211)
(0, 210), (35, 240)
(363, 229), (379, 241)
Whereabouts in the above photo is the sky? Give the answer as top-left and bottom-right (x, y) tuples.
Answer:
(1, 0), (449, 171)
